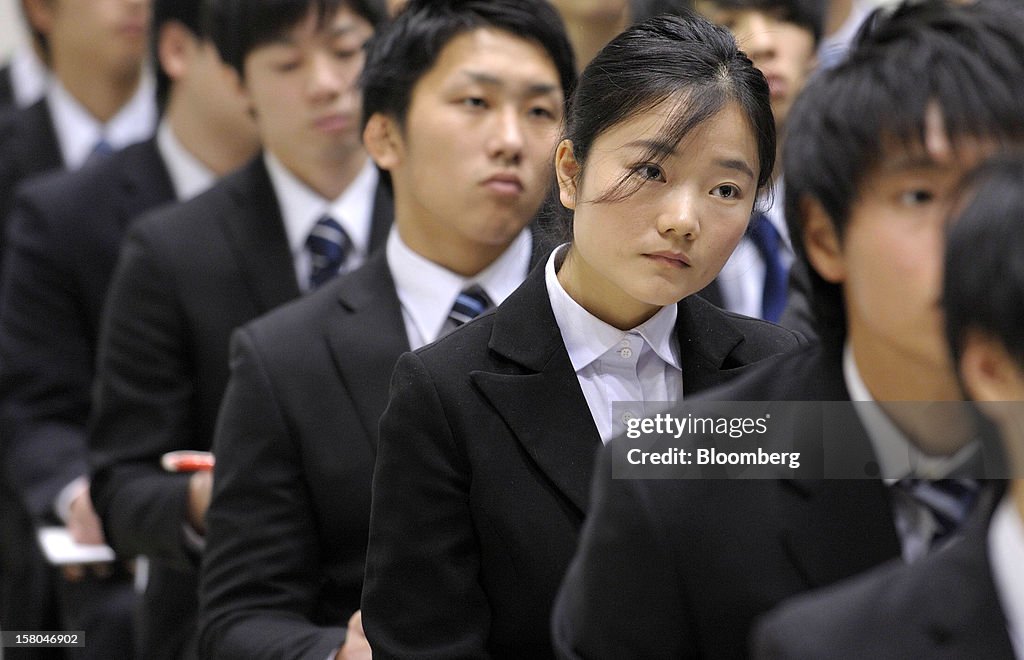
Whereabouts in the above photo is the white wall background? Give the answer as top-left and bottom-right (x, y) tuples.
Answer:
(1, 0), (27, 60)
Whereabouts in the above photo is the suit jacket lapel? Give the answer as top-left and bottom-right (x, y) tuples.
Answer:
(18, 99), (63, 174)
(910, 498), (1017, 657)
(778, 478), (901, 588)
(219, 156), (301, 311)
(324, 252), (410, 452)
(114, 140), (175, 228)
(675, 294), (755, 393)
(471, 265), (600, 517)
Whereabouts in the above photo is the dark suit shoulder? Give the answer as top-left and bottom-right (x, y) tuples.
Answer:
(691, 341), (845, 403)
(690, 295), (805, 362)
(753, 507), (1013, 660)
(16, 141), (168, 220)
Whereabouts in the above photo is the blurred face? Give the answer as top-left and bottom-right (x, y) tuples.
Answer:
(187, 40), (260, 161)
(44, 0), (149, 77)
(820, 108), (995, 390)
(242, 6), (373, 196)
(696, 2), (816, 130)
(374, 28), (564, 274)
(556, 100), (760, 330)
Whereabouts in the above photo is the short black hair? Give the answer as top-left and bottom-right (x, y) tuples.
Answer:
(360, 0), (575, 131)
(783, 0), (1024, 346)
(944, 153), (1024, 372)
(694, 0), (825, 45)
(359, 0), (576, 190)
(153, 0), (206, 113)
(206, 0), (387, 79)
(554, 10), (774, 235)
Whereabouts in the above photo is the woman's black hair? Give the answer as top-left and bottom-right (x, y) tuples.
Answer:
(552, 10), (775, 235)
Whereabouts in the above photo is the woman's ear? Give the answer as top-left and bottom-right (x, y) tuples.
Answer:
(554, 139), (580, 211)
(800, 197), (846, 284)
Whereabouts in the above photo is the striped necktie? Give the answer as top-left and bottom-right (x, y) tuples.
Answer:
(895, 478), (980, 548)
(445, 285), (492, 333)
(307, 215), (351, 289)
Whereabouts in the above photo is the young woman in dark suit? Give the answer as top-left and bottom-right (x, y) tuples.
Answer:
(362, 11), (804, 659)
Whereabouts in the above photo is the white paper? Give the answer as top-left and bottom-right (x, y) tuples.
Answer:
(36, 526), (116, 565)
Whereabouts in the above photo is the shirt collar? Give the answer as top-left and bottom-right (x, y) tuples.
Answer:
(989, 495), (1024, 659)
(9, 44), (50, 108)
(47, 72), (157, 170)
(155, 120), (216, 201)
(545, 244), (680, 373)
(387, 225), (532, 345)
(843, 342), (978, 482)
(265, 151), (377, 262)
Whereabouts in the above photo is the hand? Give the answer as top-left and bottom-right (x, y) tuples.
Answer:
(187, 470), (213, 535)
(67, 485), (105, 545)
(335, 610), (371, 660)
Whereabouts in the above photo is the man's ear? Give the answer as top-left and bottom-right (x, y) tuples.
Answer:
(800, 197), (846, 284)
(22, 0), (54, 36)
(363, 113), (403, 172)
(960, 330), (1024, 403)
(157, 20), (192, 83)
(554, 139), (579, 211)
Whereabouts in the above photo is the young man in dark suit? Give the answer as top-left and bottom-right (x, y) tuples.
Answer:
(753, 152), (1024, 660)
(0, 0), (260, 654)
(86, 1), (391, 658)
(551, 2), (1024, 658)
(196, 2), (575, 658)
(0, 0), (156, 255)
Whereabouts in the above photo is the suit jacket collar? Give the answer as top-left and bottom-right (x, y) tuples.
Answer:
(474, 264), (773, 517)
(12, 98), (62, 175)
(323, 250), (409, 452)
(218, 156), (302, 311)
(908, 490), (1016, 656)
(113, 139), (175, 227)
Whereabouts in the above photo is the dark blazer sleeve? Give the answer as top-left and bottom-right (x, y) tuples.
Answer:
(362, 350), (492, 660)
(0, 194), (92, 519)
(199, 326), (346, 660)
(89, 220), (195, 569)
(551, 443), (693, 660)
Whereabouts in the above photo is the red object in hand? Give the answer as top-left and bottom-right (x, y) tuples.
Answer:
(161, 451), (215, 473)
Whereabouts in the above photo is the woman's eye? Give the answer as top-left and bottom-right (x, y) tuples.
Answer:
(712, 184), (741, 199)
(633, 164), (664, 181)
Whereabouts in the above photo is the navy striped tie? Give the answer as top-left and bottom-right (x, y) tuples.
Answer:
(447, 285), (492, 330)
(307, 215), (351, 289)
(896, 478), (980, 548)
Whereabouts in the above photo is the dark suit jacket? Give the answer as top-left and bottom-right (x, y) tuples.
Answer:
(361, 262), (804, 659)
(0, 98), (64, 260)
(550, 344), (909, 660)
(1, 138), (174, 520)
(752, 493), (1015, 660)
(198, 238), (549, 660)
(88, 155), (393, 660)
(0, 138), (173, 656)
